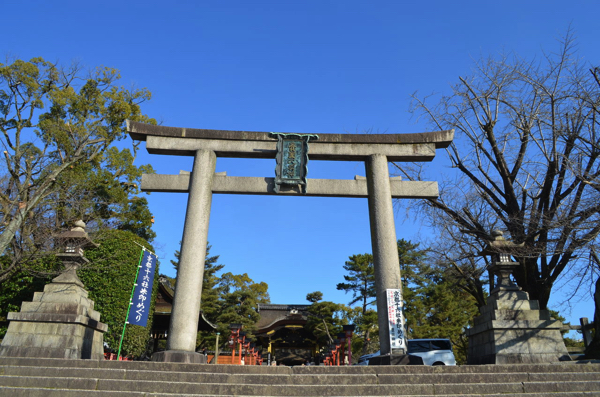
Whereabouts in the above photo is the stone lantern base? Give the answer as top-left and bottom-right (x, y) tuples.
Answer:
(0, 270), (107, 360)
(466, 289), (570, 364)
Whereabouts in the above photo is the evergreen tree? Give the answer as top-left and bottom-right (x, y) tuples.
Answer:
(167, 243), (226, 349)
(340, 239), (479, 363)
(336, 254), (378, 355)
(199, 246), (225, 324)
(0, 58), (155, 285)
(167, 243), (270, 350)
(213, 272), (270, 344)
(340, 305), (379, 358)
(168, 242), (223, 323)
(304, 291), (345, 352)
(336, 253), (376, 313)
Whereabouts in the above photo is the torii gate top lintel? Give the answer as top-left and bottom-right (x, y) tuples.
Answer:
(126, 120), (454, 162)
(127, 120), (453, 146)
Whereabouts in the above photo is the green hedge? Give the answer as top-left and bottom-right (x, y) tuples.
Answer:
(80, 229), (158, 359)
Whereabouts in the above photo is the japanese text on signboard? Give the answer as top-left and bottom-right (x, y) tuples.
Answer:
(386, 289), (406, 350)
(127, 251), (157, 327)
(283, 140), (302, 180)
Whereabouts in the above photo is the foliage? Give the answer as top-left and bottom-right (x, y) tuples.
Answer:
(51, 149), (156, 241)
(396, 34), (600, 311)
(306, 291), (323, 303)
(336, 253), (376, 310)
(213, 272), (270, 343)
(564, 336), (585, 349)
(198, 245), (226, 323)
(80, 229), (158, 358)
(167, 242), (271, 350)
(338, 239), (479, 364)
(336, 253), (377, 356)
(340, 305), (379, 359)
(169, 242), (224, 324)
(0, 255), (59, 339)
(0, 57), (155, 285)
(304, 291), (346, 353)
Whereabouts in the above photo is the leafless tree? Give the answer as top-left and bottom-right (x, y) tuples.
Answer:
(395, 34), (600, 311)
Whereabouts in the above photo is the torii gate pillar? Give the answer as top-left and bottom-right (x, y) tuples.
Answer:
(366, 154), (403, 356)
(153, 149), (216, 363)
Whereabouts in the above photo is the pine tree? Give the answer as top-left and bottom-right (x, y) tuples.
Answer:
(336, 254), (377, 355)
(214, 272), (270, 342)
(304, 291), (344, 349)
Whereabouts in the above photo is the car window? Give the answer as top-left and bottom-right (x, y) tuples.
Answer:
(430, 340), (452, 350)
(407, 341), (430, 353)
(408, 339), (452, 353)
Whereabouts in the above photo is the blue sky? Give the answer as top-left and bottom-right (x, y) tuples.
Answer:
(4, 1), (600, 328)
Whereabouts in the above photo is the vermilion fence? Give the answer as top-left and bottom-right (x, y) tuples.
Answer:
(104, 353), (132, 361)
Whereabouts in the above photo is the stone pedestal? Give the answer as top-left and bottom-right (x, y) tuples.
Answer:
(152, 350), (207, 363)
(0, 270), (107, 360)
(467, 289), (570, 364)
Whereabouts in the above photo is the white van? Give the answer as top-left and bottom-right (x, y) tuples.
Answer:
(356, 338), (456, 366)
(407, 339), (456, 366)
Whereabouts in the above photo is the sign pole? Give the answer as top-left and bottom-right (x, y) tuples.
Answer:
(116, 248), (146, 361)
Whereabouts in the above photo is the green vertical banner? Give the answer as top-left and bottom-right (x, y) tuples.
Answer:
(127, 250), (157, 327)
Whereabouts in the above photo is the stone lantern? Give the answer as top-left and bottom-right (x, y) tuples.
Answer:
(0, 220), (107, 360)
(479, 230), (524, 294)
(466, 230), (570, 364)
(52, 220), (99, 286)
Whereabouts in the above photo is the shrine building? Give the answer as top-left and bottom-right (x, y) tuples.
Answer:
(254, 304), (315, 366)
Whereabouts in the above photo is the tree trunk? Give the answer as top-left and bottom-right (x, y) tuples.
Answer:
(585, 274), (600, 359)
(361, 328), (371, 356)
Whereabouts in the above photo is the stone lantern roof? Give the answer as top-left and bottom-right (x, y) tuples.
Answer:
(479, 230), (524, 257)
(54, 220), (99, 250)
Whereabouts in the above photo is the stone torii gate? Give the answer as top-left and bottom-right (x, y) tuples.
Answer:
(127, 121), (453, 363)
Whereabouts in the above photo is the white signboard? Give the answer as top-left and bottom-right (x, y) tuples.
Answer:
(387, 289), (406, 350)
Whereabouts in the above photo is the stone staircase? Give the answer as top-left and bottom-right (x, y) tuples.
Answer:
(1, 356), (599, 396)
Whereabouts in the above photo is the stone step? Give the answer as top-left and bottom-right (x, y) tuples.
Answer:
(1, 373), (600, 396)
(2, 388), (598, 397)
(3, 364), (599, 385)
(1, 357), (599, 396)
(2, 356), (600, 374)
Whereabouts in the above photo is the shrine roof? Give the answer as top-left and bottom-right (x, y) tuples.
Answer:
(255, 304), (310, 331)
(127, 120), (453, 149)
(257, 304), (310, 312)
(153, 278), (216, 331)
